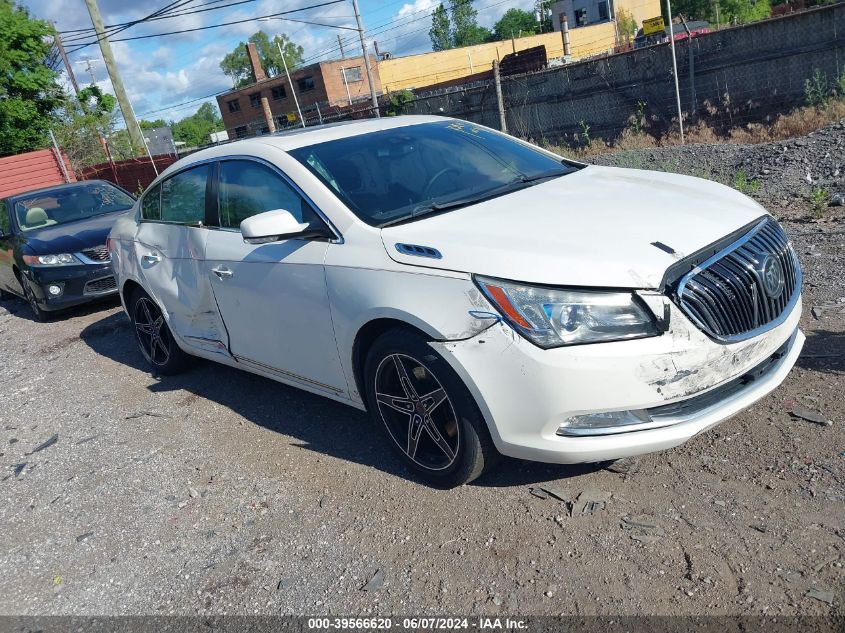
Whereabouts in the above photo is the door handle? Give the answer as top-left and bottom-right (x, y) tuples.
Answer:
(141, 253), (161, 266)
(212, 266), (233, 279)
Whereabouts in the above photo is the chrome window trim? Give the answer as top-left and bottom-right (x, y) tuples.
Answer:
(675, 217), (802, 344)
(140, 154), (343, 244)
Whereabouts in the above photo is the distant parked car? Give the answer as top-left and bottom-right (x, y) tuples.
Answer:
(0, 180), (136, 320)
(109, 116), (802, 487)
(634, 21), (711, 48)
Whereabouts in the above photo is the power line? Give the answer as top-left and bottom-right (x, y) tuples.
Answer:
(64, 0), (199, 48)
(59, 0), (263, 36)
(65, 0), (347, 53)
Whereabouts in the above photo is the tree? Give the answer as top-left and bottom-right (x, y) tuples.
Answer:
(0, 1), (63, 156)
(615, 7), (638, 40)
(52, 85), (117, 172)
(139, 119), (166, 130)
(450, 0), (490, 47)
(171, 102), (224, 148)
(492, 8), (538, 41)
(220, 31), (304, 88)
(718, 0), (770, 24)
(429, 3), (452, 51)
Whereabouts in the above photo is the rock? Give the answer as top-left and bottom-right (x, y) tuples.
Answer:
(76, 532), (94, 543)
(789, 405), (832, 427)
(189, 487), (199, 498)
(27, 433), (58, 455)
(806, 588), (834, 605)
(831, 193), (844, 207)
(571, 490), (609, 517)
(361, 568), (385, 592)
(491, 595), (503, 606)
(622, 515), (666, 543)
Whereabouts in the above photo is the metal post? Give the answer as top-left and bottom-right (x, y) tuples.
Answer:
(83, 0), (144, 153)
(560, 14), (571, 57)
(48, 129), (71, 183)
(316, 102), (323, 125)
(352, 0), (380, 118)
(128, 100), (158, 176)
(666, 0), (685, 143)
(337, 34), (346, 58)
(341, 67), (352, 105)
(467, 51), (474, 74)
(261, 96), (276, 134)
(688, 42), (697, 124)
(493, 60), (507, 134)
(278, 41), (305, 128)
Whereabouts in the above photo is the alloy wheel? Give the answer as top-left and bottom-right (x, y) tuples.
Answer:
(374, 353), (460, 471)
(133, 296), (171, 366)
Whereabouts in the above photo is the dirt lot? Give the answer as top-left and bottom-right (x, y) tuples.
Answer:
(1, 129), (843, 618)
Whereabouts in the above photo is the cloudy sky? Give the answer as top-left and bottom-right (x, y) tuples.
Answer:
(21, 0), (536, 123)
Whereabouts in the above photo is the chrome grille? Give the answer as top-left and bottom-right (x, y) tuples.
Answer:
(81, 245), (110, 262)
(676, 218), (801, 342)
(84, 276), (117, 295)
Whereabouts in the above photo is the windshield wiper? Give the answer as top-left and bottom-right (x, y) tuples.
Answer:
(378, 169), (569, 228)
(517, 168), (570, 183)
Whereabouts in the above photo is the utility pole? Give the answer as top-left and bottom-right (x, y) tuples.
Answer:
(337, 34), (346, 58)
(51, 22), (79, 96)
(76, 58), (98, 85)
(352, 0), (380, 118)
(493, 60), (507, 133)
(83, 0), (144, 153)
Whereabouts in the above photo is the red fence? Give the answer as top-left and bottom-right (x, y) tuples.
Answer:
(79, 155), (177, 193)
(0, 149), (75, 199)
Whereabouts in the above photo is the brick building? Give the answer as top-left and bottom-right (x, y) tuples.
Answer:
(216, 43), (381, 138)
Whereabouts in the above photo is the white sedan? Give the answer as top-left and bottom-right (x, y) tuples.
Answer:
(108, 116), (803, 487)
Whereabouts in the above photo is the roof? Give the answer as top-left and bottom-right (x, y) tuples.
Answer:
(154, 115), (450, 181)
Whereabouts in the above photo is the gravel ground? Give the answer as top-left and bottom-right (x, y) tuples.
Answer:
(0, 127), (843, 617)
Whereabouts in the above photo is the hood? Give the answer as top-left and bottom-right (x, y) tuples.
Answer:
(381, 166), (767, 289)
(22, 210), (130, 255)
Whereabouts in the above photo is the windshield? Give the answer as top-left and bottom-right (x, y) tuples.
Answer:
(288, 120), (580, 226)
(13, 182), (135, 232)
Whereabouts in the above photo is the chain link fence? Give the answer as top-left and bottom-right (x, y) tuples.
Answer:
(404, 3), (845, 147)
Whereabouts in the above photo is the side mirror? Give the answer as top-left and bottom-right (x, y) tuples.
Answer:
(240, 209), (316, 244)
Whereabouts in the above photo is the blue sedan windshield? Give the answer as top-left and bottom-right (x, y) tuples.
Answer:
(289, 120), (579, 226)
(13, 182), (135, 232)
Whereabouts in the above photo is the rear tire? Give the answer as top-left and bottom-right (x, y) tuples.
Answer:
(128, 287), (189, 375)
(364, 328), (499, 488)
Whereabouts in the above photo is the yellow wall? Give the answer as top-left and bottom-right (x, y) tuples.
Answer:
(617, 0), (663, 31)
(378, 22), (617, 93)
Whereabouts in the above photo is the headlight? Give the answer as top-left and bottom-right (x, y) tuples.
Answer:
(475, 275), (660, 348)
(23, 254), (80, 266)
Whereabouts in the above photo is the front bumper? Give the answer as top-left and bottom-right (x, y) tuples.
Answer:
(432, 297), (803, 464)
(26, 263), (118, 311)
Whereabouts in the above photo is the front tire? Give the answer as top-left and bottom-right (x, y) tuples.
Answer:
(364, 328), (499, 488)
(22, 280), (48, 322)
(129, 288), (189, 375)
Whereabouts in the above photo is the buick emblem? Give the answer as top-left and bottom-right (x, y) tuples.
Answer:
(760, 255), (785, 299)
